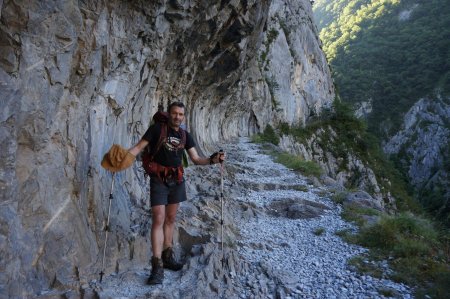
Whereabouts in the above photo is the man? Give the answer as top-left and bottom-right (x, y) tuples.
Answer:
(128, 102), (225, 285)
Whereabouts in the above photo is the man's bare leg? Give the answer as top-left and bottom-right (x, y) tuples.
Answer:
(163, 203), (179, 249)
(151, 205), (166, 258)
(161, 203), (183, 270)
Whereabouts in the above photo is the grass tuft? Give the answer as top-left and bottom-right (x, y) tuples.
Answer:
(252, 124), (280, 146)
(339, 205), (450, 297)
(341, 204), (381, 227)
(313, 227), (326, 236)
(331, 191), (347, 204)
(274, 152), (322, 177)
(357, 213), (438, 255)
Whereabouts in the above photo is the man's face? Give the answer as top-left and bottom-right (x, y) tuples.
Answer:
(168, 106), (185, 128)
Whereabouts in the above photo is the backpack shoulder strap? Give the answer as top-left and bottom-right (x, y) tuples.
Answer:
(179, 127), (186, 148)
(150, 123), (168, 160)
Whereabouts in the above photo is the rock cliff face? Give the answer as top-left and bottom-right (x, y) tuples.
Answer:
(0, 0), (333, 297)
(384, 95), (450, 197)
(279, 130), (392, 210)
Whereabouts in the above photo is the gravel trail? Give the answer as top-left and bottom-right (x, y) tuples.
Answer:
(94, 138), (413, 299)
(230, 138), (412, 299)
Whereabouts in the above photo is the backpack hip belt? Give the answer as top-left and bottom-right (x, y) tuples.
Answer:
(145, 161), (184, 185)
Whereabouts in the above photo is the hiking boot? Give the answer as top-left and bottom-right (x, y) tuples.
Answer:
(147, 257), (164, 285)
(161, 247), (183, 271)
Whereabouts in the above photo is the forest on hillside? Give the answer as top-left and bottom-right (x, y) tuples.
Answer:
(313, 0), (450, 137)
(313, 0), (450, 225)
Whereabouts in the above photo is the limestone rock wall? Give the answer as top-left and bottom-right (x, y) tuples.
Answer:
(279, 131), (393, 209)
(262, 0), (334, 125)
(0, 0), (333, 296)
(383, 95), (450, 196)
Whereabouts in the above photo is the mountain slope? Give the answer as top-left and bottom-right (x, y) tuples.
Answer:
(313, 0), (450, 222)
(314, 0), (450, 136)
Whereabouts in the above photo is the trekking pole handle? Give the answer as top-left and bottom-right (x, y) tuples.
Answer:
(209, 149), (224, 164)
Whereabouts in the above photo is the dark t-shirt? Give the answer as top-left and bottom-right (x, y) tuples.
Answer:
(142, 123), (195, 167)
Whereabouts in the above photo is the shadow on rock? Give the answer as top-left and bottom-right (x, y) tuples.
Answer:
(266, 198), (330, 219)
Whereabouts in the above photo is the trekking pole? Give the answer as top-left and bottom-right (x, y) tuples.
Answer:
(99, 172), (115, 283)
(219, 150), (225, 268)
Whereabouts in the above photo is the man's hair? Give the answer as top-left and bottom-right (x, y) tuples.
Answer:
(168, 101), (185, 112)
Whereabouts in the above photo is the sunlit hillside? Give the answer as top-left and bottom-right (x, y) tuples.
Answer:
(314, 0), (450, 226)
(314, 0), (450, 136)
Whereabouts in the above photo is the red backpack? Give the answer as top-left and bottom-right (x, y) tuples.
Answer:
(141, 111), (187, 183)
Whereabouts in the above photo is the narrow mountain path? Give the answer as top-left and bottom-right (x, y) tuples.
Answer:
(94, 138), (413, 299)
(227, 139), (413, 298)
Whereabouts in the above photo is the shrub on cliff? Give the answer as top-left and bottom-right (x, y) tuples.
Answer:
(252, 124), (280, 146)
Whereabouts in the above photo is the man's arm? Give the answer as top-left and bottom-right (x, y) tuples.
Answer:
(129, 139), (149, 156)
(187, 147), (225, 165)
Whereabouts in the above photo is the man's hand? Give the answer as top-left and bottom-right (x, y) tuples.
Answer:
(210, 150), (226, 164)
(187, 147), (225, 166)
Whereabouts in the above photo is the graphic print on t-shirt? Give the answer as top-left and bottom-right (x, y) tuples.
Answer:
(165, 136), (182, 152)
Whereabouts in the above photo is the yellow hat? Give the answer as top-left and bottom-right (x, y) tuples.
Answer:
(101, 144), (135, 172)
